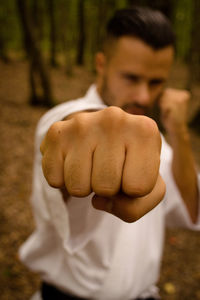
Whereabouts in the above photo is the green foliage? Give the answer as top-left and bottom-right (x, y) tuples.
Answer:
(172, 0), (194, 61)
(0, 0), (22, 50)
(0, 0), (198, 65)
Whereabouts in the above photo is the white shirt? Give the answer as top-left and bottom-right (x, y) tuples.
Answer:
(19, 85), (200, 300)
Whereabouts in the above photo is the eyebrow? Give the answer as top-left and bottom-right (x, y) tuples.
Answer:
(120, 72), (166, 83)
(149, 78), (165, 84)
(120, 72), (141, 80)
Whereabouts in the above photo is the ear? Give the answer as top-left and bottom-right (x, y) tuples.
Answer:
(95, 52), (106, 75)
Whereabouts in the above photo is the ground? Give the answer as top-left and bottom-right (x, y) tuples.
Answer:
(0, 60), (200, 300)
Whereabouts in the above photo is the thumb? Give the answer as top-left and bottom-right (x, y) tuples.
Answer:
(92, 195), (113, 213)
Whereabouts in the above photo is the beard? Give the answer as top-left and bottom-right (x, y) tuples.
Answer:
(100, 76), (149, 115)
(147, 92), (165, 133)
(99, 76), (164, 132)
(99, 75), (116, 107)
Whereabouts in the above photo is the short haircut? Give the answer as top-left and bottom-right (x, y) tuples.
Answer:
(104, 6), (175, 50)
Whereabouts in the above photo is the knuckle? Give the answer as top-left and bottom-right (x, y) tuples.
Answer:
(47, 177), (62, 188)
(146, 118), (160, 143)
(67, 186), (91, 197)
(104, 106), (124, 115)
(135, 116), (161, 146)
(140, 116), (159, 134)
(72, 113), (90, 137)
(123, 183), (153, 198)
(65, 163), (91, 197)
(42, 167), (63, 188)
(100, 106), (126, 131)
(93, 186), (118, 197)
(47, 121), (63, 142)
(92, 164), (121, 197)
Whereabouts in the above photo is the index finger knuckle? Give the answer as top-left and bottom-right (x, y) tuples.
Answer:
(46, 121), (63, 143)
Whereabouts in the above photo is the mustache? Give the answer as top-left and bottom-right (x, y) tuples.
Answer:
(121, 103), (149, 113)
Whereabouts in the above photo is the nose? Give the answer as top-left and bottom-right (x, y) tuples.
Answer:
(132, 82), (150, 105)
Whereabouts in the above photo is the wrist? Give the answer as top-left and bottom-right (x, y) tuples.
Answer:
(167, 124), (190, 144)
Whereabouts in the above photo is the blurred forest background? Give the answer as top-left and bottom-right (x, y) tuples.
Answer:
(0, 0), (200, 299)
(0, 0), (200, 117)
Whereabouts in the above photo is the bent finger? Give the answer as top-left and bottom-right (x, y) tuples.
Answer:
(92, 174), (166, 223)
(122, 142), (160, 197)
(92, 142), (125, 196)
(42, 149), (65, 188)
(64, 145), (93, 197)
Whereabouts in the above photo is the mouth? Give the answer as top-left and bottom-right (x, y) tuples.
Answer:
(122, 104), (146, 115)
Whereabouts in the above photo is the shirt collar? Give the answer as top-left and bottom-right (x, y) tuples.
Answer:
(85, 84), (106, 106)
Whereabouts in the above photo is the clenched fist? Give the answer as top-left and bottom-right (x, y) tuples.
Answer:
(159, 88), (190, 135)
(40, 106), (165, 222)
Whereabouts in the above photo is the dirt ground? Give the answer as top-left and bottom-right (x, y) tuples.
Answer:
(0, 60), (199, 300)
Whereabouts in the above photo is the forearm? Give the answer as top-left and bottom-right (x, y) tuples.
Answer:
(168, 126), (199, 223)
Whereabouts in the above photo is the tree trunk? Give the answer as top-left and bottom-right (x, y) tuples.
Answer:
(16, 0), (54, 106)
(189, 0), (200, 83)
(46, 0), (57, 67)
(188, 0), (200, 132)
(88, 0), (108, 71)
(76, 0), (85, 65)
(127, 0), (145, 6)
(0, 33), (10, 63)
(127, 0), (172, 18)
(60, 0), (73, 75)
(173, 0), (193, 61)
(0, 5), (10, 63)
(31, 0), (44, 42)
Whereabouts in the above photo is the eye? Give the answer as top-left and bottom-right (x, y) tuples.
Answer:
(149, 79), (164, 87)
(122, 74), (140, 83)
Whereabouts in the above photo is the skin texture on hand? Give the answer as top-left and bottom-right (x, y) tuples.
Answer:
(40, 107), (166, 222)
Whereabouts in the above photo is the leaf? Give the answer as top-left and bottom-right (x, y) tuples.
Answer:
(163, 282), (176, 294)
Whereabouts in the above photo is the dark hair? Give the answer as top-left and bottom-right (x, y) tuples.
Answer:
(105, 6), (175, 50)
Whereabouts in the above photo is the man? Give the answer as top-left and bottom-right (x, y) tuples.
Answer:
(20, 6), (200, 300)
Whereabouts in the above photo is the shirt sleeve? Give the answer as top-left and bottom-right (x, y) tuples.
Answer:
(30, 97), (107, 255)
(160, 135), (200, 230)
